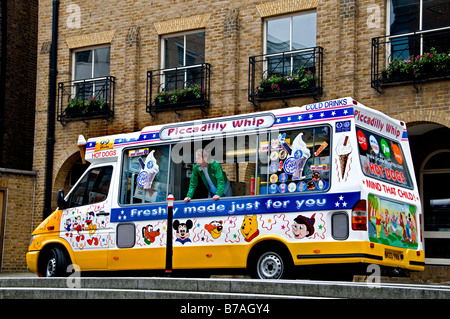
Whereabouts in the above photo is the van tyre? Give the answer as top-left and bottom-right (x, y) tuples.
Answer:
(251, 248), (292, 280)
(44, 247), (69, 277)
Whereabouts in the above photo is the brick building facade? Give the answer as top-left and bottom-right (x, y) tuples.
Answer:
(0, 0), (38, 272)
(1, 0), (449, 280)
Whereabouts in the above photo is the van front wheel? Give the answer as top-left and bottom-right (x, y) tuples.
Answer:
(43, 247), (69, 277)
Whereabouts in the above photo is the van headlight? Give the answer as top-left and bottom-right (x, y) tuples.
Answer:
(28, 235), (36, 250)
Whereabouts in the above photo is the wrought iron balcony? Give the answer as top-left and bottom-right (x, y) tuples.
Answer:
(248, 46), (323, 105)
(371, 26), (450, 92)
(146, 63), (211, 116)
(57, 76), (115, 123)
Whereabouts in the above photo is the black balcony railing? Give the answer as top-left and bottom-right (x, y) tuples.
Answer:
(248, 47), (323, 105)
(57, 76), (115, 123)
(146, 63), (211, 116)
(371, 26), (450, 92)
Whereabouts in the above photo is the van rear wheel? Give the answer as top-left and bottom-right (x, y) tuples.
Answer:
(44, 247), (69, 277)
(252, 248), (292, 280)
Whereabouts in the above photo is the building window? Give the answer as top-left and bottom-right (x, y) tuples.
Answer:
(161, 31), (205, 91)
(265, 11), (317, 54)
(71, 46), (111, 102)
(389, 0), (450, 35)
(73, 46), (110, 81)
(388, 0), (450, 59)
(264, 11), (317, 75)
(421, 150), (450, 265)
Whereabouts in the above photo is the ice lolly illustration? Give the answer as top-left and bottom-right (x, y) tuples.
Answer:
(290, 133), (311, 180)
(142, 150), (159, 189)
(315, 141), (328, 156)
(77, 135), (87, 164)
(278, 133), (292, 155)
(336, 135), (352, 179)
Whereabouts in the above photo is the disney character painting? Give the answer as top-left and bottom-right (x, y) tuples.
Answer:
(292, 214), (315, 239)
(174, 220), (193, 245)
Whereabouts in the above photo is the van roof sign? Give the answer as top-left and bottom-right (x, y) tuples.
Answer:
(159, 113), (275, 140)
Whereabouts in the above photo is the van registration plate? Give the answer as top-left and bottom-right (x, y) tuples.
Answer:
(385, 249), (403, 261)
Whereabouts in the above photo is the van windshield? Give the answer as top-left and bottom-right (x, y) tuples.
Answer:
(356, 126), (413, 189)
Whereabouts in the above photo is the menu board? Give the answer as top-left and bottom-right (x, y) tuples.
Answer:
(357, 127), (413, 189)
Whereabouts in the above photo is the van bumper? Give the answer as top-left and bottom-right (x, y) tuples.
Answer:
(26, 251), (39, 274)
(292, 241), (425, 272)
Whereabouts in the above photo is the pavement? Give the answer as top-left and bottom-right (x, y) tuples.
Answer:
(0, 272), (38, 277)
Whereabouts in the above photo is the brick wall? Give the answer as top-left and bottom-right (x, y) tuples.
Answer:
(0, 0), (38, 170)
(0, 0), (38, 272)
(0, 171), (36, 271)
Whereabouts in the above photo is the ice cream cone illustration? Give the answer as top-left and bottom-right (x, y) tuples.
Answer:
(142, 150), (159, 189)
(77, 135), (87, 164)
(336, 135), (352, 179)
(288, 133), (311, 180)
(339, 154), (349, 178)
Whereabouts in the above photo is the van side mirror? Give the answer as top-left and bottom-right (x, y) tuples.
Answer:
(57, 189), (68, 209)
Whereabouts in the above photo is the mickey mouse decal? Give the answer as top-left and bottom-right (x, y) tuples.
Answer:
(173, 220), (193, 245)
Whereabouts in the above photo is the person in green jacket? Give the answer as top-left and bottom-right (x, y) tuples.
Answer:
(184, 149), (232, 203)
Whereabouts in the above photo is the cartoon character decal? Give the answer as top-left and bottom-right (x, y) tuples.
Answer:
(174, 219), (193, 245)
(60, 201), (112, 250)
(368, 194), (418, 249)
(240, 215), (259, 242)
(85, 211), (97, 236)
(292, 214), (316, 239)
(205, 220), (223, 239)
(142, 224), (160, 245)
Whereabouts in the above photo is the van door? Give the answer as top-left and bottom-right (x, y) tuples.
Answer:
(60, 165), (114, 270)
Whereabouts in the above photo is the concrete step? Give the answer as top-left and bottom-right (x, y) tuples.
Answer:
(1, 276), (450, 299)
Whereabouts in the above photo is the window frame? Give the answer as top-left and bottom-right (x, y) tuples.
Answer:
(386, 0), (450, 59)
(262, 11), (318, 79)
(71, 45), (111, 82)
(119, 143), (172, 206)
(159, 30), (206, 91)
(264, 124), (332, 195)
(67, 165), (114, 209)
(70, 45), (111, 103)
(263, 10), (317, 55)
(160, 29), (206, 69)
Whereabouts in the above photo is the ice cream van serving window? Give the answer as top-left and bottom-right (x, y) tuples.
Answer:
(120, 145), (170, 205)
(356, 126), (413, 189)
(119, 125), (331, 205)
(262, 125), (331, 195)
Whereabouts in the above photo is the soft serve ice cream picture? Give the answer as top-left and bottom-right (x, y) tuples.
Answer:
(336, 135), (352, 180)
(137, 149), (160, 190)
(288, 133), (311, 181)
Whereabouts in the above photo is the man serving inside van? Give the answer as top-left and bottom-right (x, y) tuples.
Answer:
(184, 149), (232, 203)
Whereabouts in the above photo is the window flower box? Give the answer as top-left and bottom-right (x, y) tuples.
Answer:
(381, 48), (450, 84)
(65, 96), (108, 118)
(154, 84), (205, 107)
(256, 66), (315, 98)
